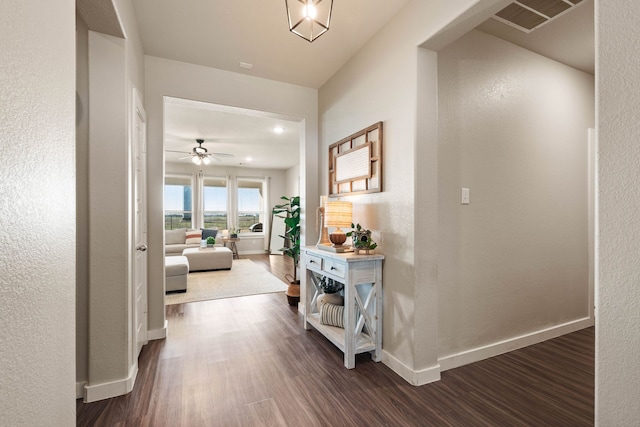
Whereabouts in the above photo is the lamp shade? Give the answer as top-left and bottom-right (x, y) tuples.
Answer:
(286, 0), (333, 42)
(325, 201), (352, 228)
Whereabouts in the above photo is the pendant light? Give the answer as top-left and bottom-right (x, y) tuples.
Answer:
(285, 0), (333, 42)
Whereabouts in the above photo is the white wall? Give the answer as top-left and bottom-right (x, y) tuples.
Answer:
(437, 30), (594, 365)
(77, 0), (147, 401)
(285, 163), (301, 197)
(76, 11), (90, 396)
(0, 1), (76, 425)
(596, 0), (640, 423)
(145, 56), (319, 332)
(319, 0), (483, 383)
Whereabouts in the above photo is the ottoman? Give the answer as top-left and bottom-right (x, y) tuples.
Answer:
(165, 256), (189, 293)
(182, 247), (233, 272)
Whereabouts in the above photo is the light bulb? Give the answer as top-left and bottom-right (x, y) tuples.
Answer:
(202, 156), (211, 165)
(304, 1), (316, 19)
(192, 156), (201, 165)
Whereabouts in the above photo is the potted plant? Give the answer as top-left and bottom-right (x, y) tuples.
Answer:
(273, 195), (301, 305)
(346, 223), (378, 254)
(206, 236), (216, 247)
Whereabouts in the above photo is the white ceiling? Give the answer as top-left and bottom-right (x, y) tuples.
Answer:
(132, 0), (411, 89)
(164, 98), (301, 169)
(133, 0), (594, 170)
(477, 0), (594, 75)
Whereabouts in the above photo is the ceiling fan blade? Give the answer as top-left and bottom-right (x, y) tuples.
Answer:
(165, 149), (190, 154)
(209, 152), (234, 157)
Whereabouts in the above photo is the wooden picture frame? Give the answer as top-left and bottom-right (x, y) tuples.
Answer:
(329, 122), (383, 197)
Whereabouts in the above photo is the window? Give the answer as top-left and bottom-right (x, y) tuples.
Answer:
(164, 175), (192, 230)
(203, 176), (228, 229)
(236, 178), (265, 233)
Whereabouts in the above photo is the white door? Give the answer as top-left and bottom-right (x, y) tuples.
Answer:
(133, 90), (148, 357)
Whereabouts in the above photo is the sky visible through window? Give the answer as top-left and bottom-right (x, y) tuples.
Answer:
(164, 185), (190, 211)
(164, 185), (260, 211)
(204, 186), (226, 211)
(238, 188), (261, 211)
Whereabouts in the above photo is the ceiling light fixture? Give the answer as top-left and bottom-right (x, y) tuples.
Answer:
(285, 0), (333, 43)
(273, 126), (285, 134)
(191, 154), (211, 165)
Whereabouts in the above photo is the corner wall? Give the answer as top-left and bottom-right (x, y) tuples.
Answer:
(0, 1), (76, 424)
(319, 0), (483, 382)
(437, 29), (594, 365)
(596, 0), (640, 423)
(77, 0), (147, 401)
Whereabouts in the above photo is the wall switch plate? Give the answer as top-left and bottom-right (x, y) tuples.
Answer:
(461, 188), (470, 205)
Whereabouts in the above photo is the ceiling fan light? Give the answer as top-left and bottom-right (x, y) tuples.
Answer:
(192, 156), (201, 165)
(202, 156), (211, 165)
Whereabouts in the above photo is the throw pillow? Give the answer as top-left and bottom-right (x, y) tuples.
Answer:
(319, 300), (344, 329)
(201, 228), (218, 239)
(165, 228), (186, 245)
(185, 229), (202, 245)
(317, 293), (343, 306)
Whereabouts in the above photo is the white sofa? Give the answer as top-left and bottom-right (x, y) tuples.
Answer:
(165, 227), (219, 256)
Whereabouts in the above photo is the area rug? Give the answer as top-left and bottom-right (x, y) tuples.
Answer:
(165, 259), (288, 305)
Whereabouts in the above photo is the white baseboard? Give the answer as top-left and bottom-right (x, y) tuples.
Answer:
(83, 363), (138, 403)
(438, 317), (595, 371)
(380, 317), (594, 386)
(382, 350), (441, 386)
(239, 250), (268, 255)
(76, 381), (87, 399)
(147, 319), (168, 340)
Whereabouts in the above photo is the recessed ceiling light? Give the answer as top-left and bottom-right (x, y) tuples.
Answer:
(273, 126), (285, 134)
(245, 157), (252, 162)
(239, 62), (253, 69)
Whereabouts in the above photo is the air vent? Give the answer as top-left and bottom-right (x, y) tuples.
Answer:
(492, 0), (583, 32)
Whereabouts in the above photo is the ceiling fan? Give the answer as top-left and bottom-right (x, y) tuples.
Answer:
(166, 139), (234, 165)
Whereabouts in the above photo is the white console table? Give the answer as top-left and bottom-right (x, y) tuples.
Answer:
(302, 247), (384, 369)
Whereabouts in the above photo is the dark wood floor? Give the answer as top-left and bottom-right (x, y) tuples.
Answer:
(77, 254), (594, 426)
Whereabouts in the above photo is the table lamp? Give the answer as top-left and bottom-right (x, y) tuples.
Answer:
(324, 201), (352, 252)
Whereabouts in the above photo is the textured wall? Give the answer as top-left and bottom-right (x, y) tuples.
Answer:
(0, 0), (76, 425)
(319, 0), (480, 379)
(596, 0), (640, 423)
(438, 29), (594, 357)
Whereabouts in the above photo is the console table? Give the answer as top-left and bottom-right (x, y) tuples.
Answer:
(302, 247), (384, 369)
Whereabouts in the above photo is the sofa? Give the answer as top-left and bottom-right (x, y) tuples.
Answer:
(165, 256), (189, 292)
(165, 227), (219, 256)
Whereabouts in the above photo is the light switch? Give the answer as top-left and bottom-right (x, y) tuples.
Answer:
(461, 188), (470, 205)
